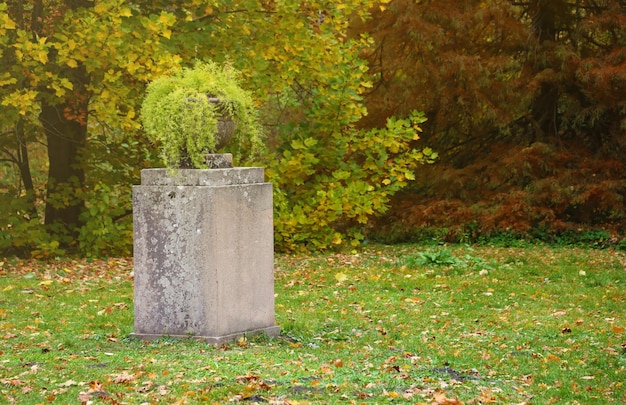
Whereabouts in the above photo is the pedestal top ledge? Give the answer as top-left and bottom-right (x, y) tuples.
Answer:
(140, 167), (265, 186)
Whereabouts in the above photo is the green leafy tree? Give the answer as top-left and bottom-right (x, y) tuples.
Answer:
(0, 0), (178, 255)
(1, 0), (435, 255)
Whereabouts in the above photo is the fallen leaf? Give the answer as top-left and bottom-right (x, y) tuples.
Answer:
(547, 353), (561, 362)
(59, 380), (78, 387)
(113, 371), (136, 384)
(433, 392), (461, 404)
(77, 392), (92, 403)
(477, 388), (498, 403)
(138, 380), (154, 393)
(522, 374), (533, 385)
(3, 379), (24, 386)
(319, 363), (333, 374)
(334, 272), (348, 283)
(384, 389), (400, 399)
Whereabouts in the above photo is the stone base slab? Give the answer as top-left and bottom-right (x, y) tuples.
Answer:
(129, 325), (281, 345)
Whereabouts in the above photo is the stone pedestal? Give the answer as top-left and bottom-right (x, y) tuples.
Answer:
(131, 167), (279, 344)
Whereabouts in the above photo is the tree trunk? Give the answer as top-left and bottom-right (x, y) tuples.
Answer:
(528, 0), (566, 141)
(15, 119), (37, 218)
(530, 82), (560, 140)
(40, 97), (88, 240)
(33, 0), (92, 246)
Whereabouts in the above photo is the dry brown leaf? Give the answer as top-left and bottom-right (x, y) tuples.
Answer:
(77, 392), (92, 403)
(58, 380), (78, 387)
(433, 392), (461, 404)
(113, 371), (136, 384)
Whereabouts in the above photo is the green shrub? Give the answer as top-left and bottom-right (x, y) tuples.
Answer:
(269, 110), (436, 251)
(0, 194), (66, 258)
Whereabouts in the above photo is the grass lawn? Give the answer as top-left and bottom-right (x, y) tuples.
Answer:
(1, 244), (625, 404)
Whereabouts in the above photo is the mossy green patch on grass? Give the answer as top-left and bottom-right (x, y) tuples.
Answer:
(1, 247), (625, 403)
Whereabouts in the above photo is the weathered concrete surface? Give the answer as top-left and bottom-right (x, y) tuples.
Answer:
(131, 167), (279, 344)
(141, 167), (263, 186)
(205, 153), (233, 169)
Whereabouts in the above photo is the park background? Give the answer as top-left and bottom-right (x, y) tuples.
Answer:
(1, 0), (625, 257)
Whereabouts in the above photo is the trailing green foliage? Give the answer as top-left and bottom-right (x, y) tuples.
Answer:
(141, 61), (264, 169)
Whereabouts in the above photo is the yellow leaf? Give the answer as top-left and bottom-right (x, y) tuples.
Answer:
(382, 178), (391, 185)
(39, 280), (53, 286)
(94, 3), (107, 14)
(158, 14), (174, 24)
(161, 29), (172, 39)
(37, 50), (48, 64)
(547, 353), (561, 362)
(66, 58), (78, 68)
(0, 74), (16, 86)
(334, 272), (348, 283)
(385, 390), (400, 399)
(119, 7), (132, 17)
(60, 78), (73, 90)
(2, 15), (16, 30)
(332, 233), (343, 245)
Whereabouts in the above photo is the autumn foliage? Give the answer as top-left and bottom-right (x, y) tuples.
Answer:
(0, 0), (625, 256)
(354, 0), (626, 244)
(375, 141), (626, 243)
